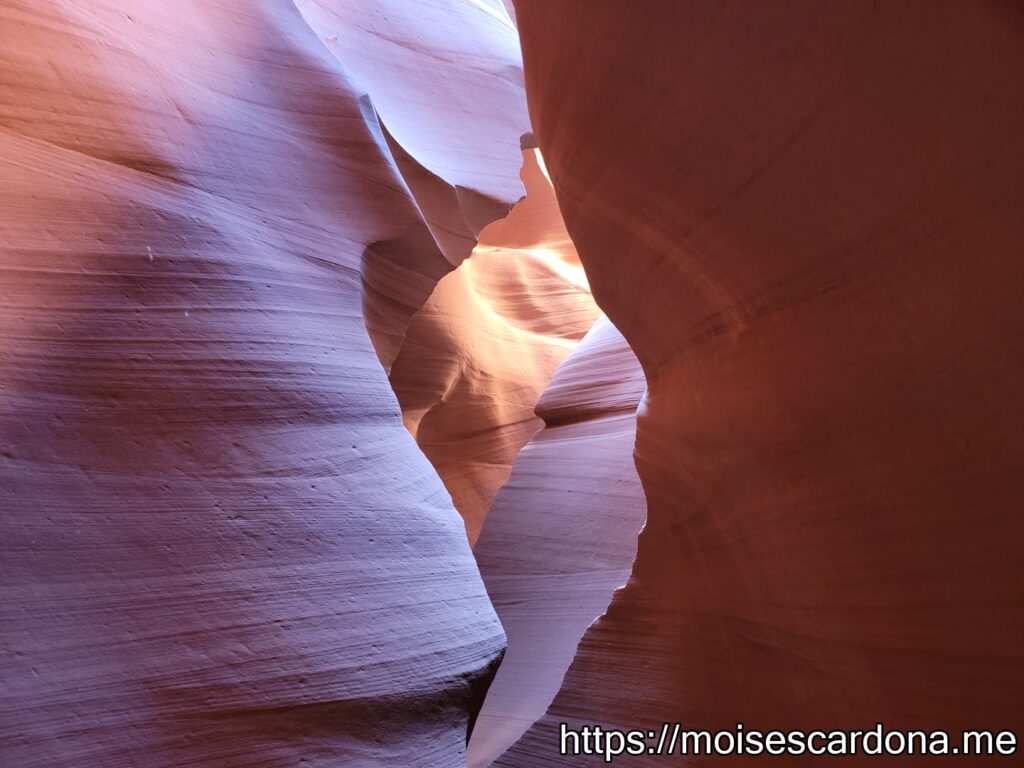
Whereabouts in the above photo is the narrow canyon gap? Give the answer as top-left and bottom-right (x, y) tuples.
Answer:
(388, 147), (600, 544)
(468, 316), (648, 767)
(383, 141), (649, 765)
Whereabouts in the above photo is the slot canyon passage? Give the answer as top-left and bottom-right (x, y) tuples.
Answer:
(0, 1), (1022, 767)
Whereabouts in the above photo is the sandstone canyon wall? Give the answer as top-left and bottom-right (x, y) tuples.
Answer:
(0, 1), (528, 766)
(504, 1), (1024, 765)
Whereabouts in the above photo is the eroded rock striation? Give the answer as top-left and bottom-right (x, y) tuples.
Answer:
(505, 1), (1024, 765)
(389, 149), (599, 543)
(0, 1), (527, 765)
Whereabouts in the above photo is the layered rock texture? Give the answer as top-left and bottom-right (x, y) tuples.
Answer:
(470, 316), (647, 766)
(0, 1), (527, 765)
(4, 1), (1022, 766)
(503, 1), (1024, 765)
(390, 149), (599, 543)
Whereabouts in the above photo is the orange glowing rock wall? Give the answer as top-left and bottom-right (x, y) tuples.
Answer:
(505, 1), (1024, 765)
(389, 149), (599, 543)
(0, 1), (527, 765)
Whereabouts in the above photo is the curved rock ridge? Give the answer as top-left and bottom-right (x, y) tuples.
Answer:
(506, 1), (1024, 765)
(470, 316), (647, 767)
(294, 0), (524, 204)
(292, 0), (532, 369)
(390, 149), (600, 543)
(0, 1), (528, 765)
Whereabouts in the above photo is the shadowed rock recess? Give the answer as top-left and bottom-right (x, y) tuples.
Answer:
(2, 1), (1022, 767)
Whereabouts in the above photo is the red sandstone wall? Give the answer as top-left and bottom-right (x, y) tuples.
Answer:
(505, 1), (1024, 765)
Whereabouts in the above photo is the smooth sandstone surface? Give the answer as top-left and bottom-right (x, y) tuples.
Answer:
(470, 316), (647, 767)
(389, 149), (599, 543)
(506, 1), (1024, 765)
(294, 0), (531, 372)
(0, 1), (526, 765)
